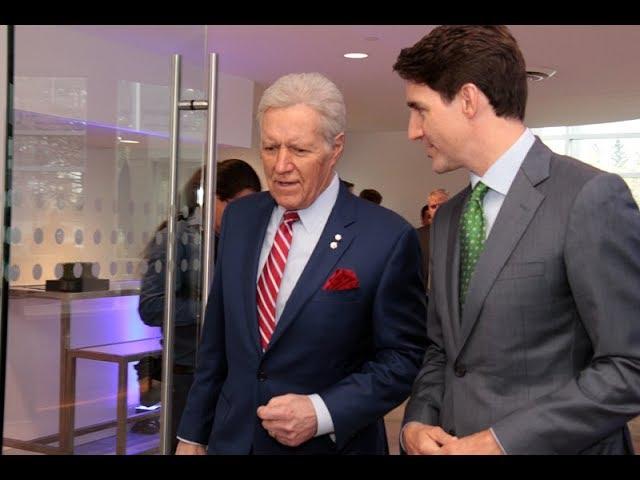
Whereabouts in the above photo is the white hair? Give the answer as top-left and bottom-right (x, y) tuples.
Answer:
(257, 72), (346, 146)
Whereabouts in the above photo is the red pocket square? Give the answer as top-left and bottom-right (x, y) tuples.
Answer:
(322, 268), (360, 291)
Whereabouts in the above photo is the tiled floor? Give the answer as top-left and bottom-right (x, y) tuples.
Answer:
(4, 408), (639, 454)
(2, 427), (159, 455)
(384, 401), (406, 455)
(384, 403), (640, 455)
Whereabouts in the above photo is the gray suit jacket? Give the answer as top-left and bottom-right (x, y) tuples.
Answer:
(403, 138), (640, 454)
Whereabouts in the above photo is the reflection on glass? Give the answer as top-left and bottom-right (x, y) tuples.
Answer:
(3, 25), (208, 456)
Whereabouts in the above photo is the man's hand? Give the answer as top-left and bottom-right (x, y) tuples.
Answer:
(402, 422), (457, 454)
(257, 394), (318, 447)
(439, 429), (503, 455)
(175, 441), (206, 455)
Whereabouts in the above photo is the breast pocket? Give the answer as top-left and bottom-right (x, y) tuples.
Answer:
(311, 288), (362, 303)
(497, 261), (545, 280)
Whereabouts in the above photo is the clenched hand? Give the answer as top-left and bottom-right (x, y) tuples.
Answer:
(257, 394), (318, 447)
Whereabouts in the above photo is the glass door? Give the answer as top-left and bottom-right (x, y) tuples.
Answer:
(1, 25), (212, 455)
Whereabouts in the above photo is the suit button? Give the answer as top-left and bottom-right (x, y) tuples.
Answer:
(454, 364), (467, 377)
(257, 370), (267, 381)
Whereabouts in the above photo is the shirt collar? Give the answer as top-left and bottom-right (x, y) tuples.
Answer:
(470, 128), (535, 195)
(274, 172), (340, 234)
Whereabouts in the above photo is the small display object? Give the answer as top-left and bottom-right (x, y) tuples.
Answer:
(46, 262), (109, 292)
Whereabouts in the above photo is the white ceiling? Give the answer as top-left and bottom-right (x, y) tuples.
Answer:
(80, 25), (640, 132)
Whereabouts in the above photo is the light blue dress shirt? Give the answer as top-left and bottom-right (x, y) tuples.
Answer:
(470, 128), (535, 239)
(257, 172), (340, 438)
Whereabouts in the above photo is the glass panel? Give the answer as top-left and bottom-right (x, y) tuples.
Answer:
(531, 125), (568, 137)
(2, 25), (207, 455)
(539, 138), (568, 155)
(570, 137), (640, 204)
(568, 118), (640, 135)
(570, 137), (640, 173)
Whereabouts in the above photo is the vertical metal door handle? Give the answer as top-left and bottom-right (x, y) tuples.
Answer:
(160, 53), (182, 456)
(160, 52), (218, 456)
(199, 53), (218, 339)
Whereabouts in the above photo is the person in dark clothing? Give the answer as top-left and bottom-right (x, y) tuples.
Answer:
(359, 188), (383, 204)
(133, 159), (261, 452)
(213, 159), (263, 260)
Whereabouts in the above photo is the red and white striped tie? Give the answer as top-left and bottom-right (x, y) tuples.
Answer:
(256, 210), (300, 351)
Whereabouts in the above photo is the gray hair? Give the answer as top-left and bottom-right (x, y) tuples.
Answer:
(257, 72), (346, 147)
(429, 188), (450, 201)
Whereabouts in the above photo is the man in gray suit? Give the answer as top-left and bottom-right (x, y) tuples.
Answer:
(394, 25), (640, 454)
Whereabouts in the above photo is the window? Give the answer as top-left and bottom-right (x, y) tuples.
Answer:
(532, 119), (640, 205)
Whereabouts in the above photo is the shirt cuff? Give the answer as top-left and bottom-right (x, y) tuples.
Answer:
(399, 421), (421, 453)
(399, 424), (408, 452)
(308, 393), (335, 441)
(177, 436), (206, 447)
(489, 427), (507, 454)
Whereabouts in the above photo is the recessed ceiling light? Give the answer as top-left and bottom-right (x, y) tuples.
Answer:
(344, 52), (368, 59)
(526, 66), (557, 82)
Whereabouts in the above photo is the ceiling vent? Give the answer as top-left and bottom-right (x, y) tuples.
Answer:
(526, 67), (557, 82)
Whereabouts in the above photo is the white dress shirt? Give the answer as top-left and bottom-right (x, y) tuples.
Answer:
(257, 172), (340, 437)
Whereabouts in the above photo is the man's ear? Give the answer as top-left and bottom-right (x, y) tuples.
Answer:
(330, 132), (345, 165)
(458, 83), (481, 119)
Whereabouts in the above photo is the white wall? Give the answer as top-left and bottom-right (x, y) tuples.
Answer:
(220, 129), (469, 228)
(217, 73), (254, 149)
(217, 83), (267, 189)
(341, 131), (468, 227)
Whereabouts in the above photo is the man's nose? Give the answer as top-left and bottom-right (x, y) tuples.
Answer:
(274, 147), (292, 172)
(408, 114), (424, 140)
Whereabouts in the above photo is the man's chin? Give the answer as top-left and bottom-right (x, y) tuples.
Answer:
(431, 161), (459, 175)
(272, 193), (301, 211)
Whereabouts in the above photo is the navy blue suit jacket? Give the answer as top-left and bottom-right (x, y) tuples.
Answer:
(177, 182), (427, 454)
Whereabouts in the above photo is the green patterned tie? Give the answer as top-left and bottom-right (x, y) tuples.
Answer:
(459, 181), (490, 310)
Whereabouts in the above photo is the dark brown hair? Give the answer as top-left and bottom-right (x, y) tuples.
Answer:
(393, 25), (527, 121)
(150, 159), (261, 238)
(215, 158), (262, 201)
(359, 188), (383, 205)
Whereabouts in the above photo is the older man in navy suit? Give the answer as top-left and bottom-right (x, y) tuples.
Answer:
(176, 72), (427, 454)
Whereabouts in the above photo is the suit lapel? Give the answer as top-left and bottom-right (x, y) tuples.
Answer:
(444, 189), (468, 347)
(244, 194), (277, 355)
(456, 139), (550, 357)
(266, 184), (357, 351)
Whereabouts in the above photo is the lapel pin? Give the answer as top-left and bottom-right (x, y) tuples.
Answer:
(330, 241), (338, 250)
